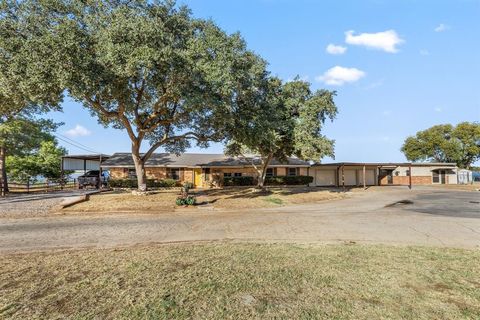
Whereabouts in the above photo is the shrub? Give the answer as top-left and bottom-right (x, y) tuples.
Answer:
(108, 178), (181, 189)
(223, 176), (255, 186)
(176, 195), (196, 206)
(265, 175), (313, 186)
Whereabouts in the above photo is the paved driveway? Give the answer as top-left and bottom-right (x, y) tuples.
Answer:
(0, 187), (479, 252)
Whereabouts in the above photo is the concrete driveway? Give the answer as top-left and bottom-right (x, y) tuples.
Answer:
(0, 186), (479, 253)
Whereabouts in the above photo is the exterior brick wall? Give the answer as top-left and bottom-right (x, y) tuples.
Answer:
(108, 166), (310, 188)
(392, 176), (432, 185)
(109, 168), (127, 179)
(145, 167), (167, 179)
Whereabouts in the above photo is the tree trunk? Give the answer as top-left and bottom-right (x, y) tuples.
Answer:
(256, 154), (273, 190)
(0, 146), (8, 196)
(131, 145), (147, 192)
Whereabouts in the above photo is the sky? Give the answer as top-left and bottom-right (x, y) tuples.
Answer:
(48, 0), (480, 163)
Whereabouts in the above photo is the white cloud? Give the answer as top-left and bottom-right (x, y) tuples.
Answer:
(316, 66), (366, 86)
(345, 29), (405, 53)
(434, 24), (450, 32)
(420, 49), (430, 56)
(65, 124), (92, 137)
(382, 110), (391, 116)
(434, 107), (443, 113)
(326, 44), (347, 55)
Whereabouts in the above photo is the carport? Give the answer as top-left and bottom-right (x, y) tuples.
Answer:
(61, 154), (110, 185)
(311, 163), (413, 190)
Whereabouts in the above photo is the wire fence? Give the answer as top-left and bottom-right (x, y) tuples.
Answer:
(7, 179), (78, 193)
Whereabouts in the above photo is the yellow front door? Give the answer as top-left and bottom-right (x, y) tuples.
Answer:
(194, 168), (202, 188)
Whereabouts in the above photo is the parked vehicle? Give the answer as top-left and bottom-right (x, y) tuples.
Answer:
(78, 170), (106, 189)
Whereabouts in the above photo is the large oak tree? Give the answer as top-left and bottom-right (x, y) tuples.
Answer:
(34, 0), (269, 190)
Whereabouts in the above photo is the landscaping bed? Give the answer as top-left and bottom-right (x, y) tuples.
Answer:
(1, 243), (479, 319)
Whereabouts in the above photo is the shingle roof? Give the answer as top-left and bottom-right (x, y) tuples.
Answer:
(101, 153), (310, 168)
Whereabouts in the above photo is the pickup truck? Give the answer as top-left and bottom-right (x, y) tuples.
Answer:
(78, 170), (105, 189)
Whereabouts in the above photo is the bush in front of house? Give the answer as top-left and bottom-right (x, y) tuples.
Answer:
(265, 175), (313, 186)
(176, 195), (196, 206)
(108, 179), (181, 189)
(223, 176), (255, 186)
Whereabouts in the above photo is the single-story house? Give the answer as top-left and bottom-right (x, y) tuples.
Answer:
(310, 162), (460, 187)
(100, 153), (310, 188)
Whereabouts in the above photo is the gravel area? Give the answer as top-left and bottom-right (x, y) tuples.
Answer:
(0, 192), (87, 218)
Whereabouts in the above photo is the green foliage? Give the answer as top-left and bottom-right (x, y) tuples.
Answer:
(176, 195), (196, 206)
(183, 182), (194, 192)
(17, 0), (268, 189)
(109, 179), (180, 189)
(223, 176), (255, 186)
(401, 122), (480, 169)
(0, 0), (63, 119)
(6, 138), (67, 183)
(265, 175), (313, 186)
(225, 78), (337, 187)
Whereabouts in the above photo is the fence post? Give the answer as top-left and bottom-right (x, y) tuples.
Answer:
(27, 180), (30, 194)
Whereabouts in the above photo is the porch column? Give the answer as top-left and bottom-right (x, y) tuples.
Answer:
(363, 165), (366, 190)
(341, 165), (345, 191)
(409, 163), (412, 190)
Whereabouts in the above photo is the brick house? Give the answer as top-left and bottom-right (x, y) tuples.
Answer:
(101, 153), (310, 188)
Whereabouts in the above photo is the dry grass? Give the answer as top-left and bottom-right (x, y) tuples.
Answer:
(63, 187), (345, 213)
(1, 243), (479, 319)
(196, 187), (344, 209)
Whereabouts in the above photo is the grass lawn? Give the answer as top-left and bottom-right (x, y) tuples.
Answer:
(1, 243), (479, 319)
(63, 187), (345, 213)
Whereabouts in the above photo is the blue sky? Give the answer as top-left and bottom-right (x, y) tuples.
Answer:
(49, 0), (480, 163)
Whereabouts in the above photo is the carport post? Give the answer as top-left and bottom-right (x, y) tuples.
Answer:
(409, 163), (412, 190)
(60, 157), (64, 190)
(363, 165), (366, 190)
(341, 165), (345, 191)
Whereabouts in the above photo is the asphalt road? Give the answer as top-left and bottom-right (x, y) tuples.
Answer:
(0, 187), (479, 253)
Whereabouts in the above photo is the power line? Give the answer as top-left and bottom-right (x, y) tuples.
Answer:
(53, 134), (101, 154)
(57, 133), (99, 152)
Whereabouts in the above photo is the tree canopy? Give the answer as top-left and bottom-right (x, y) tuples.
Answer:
(23, 0), (269, 190)
(0, 0), (65, 194)
(401, 122), (480, 169)
(225, 78), (338, 187)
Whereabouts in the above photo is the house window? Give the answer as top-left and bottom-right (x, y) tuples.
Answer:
(266, 168), (276, 177)
(234, 172), (242, 177)
(224, 172), (232, 177)
(204, 168), (211, 180)
(127, 169), (137, 179)
(432, 171), (440, 183)
(288, 167), (298, 176)
(406, 170), (410, 176)
(167, 168), (181, 180)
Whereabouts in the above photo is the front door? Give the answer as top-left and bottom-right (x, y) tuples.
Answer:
(194, 168), (202, 187)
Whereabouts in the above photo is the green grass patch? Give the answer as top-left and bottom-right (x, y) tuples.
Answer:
(1, 243), (479, 319)
(263, 196), (283, 205)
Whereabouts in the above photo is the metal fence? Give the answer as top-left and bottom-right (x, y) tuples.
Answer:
(7, 179), (77, 193)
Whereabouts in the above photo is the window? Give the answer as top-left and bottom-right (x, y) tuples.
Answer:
(127, 169), (137, 179)
(234, 172), (242, 177)
(432, 171), (439, 183)
(204, 168), (210, 180)
(224, 172), (232, 177)
(288, 167), (298, 176)
(266, 168), (276, 177)
(405, 170), (410, 176)
(167, 168), (181, 180)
